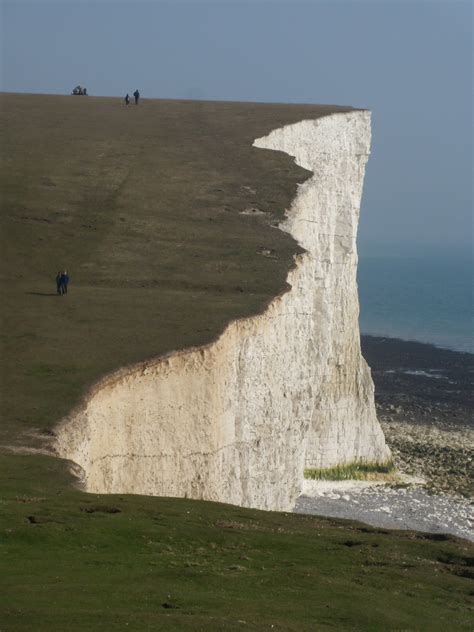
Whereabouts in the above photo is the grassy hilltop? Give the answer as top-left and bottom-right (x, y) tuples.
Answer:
(1, 93), (350, 447)
(1, 94), (472, 630)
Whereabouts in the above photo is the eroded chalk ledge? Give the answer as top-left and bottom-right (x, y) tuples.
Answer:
(54, 111), (391, 512)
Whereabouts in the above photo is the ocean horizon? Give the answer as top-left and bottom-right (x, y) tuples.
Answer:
(357, 256), (473, 354)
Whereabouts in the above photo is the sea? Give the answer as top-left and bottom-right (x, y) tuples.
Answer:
(357, 256), (473, 354)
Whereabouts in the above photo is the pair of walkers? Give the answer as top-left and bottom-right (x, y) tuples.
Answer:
(56, 271), (69, 295)
(125, 89), (140, 106)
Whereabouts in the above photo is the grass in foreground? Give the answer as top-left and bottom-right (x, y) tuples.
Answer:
(304, 460), (396, 481)
(1, 454), (473, 631)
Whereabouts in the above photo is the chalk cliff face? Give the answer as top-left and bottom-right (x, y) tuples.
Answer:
(55, 111), (391, 511)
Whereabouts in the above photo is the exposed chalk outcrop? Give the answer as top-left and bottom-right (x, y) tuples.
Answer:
(55, 111), (391, 511)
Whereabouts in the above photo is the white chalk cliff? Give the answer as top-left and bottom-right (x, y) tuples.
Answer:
(55, 111), (391, 511)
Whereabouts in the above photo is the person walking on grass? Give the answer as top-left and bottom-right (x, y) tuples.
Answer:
(133, 89), (140, 105)
(60, 270), (69, 295)
(55, 271), (63, 295)
(125, 93), (130, 105)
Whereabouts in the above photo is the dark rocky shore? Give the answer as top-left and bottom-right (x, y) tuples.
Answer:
(295, 336), (473, 541)
(361, 335), (473, 498)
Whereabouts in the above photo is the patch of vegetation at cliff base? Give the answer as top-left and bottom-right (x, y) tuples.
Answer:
(304, 459), (396, 481)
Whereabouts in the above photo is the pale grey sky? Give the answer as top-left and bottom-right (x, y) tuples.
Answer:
(1, 0), (472, 257)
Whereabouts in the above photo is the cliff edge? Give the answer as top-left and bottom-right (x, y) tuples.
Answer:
(55, 110), (391, 511)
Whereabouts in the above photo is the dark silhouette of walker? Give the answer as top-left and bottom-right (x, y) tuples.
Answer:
(133, 89), (140, 105)
(56, 271), (70, 295)
(125, 93), (130, 105)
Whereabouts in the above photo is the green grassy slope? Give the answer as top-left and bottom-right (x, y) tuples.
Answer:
(2, 454), (473, 631)
(1, 94), (472, 630)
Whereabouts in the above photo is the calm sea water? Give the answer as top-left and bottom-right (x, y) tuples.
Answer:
(357, 257), (473, 354)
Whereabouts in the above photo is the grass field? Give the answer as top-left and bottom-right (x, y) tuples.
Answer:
(2, 453), (473, 631)
(1, 94), (472, 630)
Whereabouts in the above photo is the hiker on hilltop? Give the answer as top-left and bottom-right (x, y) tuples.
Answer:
(125, 93), (130, 105)
(59, 270), (70, 295)
(56, 271), (63, 295)
(133, 89), (140, 105)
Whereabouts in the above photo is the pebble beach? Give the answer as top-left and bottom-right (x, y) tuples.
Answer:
(295, 336), (473, 541)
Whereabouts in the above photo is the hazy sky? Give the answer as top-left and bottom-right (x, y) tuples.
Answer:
(1, 0), (472, 257)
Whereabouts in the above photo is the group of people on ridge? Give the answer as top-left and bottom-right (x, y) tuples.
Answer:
(71, 85), (87, 95)
(56, 271), (70, 295)
(125, 90), (140, 106)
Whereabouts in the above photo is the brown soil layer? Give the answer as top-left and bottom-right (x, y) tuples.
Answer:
(361, 336), (473, 497)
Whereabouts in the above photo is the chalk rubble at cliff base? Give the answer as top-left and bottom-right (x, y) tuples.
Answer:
(55, 111), (391, 511)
